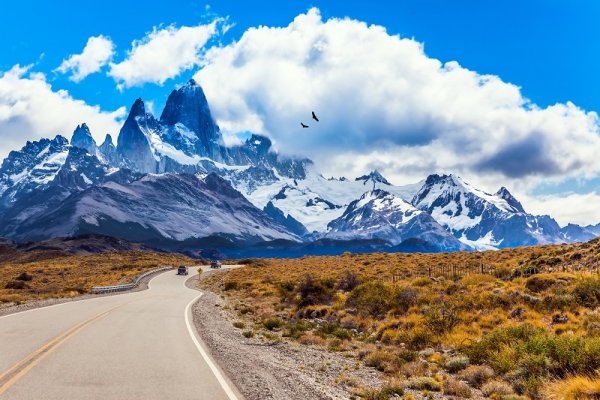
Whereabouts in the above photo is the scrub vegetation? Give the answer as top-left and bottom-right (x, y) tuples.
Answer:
(0, 248), (195, 304)
(203, 238), (600, 399)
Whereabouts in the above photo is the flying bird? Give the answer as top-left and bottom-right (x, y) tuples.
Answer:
(312, 111), (319, 122)
(301, 122), (309, 128)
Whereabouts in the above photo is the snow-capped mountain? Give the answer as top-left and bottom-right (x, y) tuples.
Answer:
(411, 174), (565, 249)
(3, 172), (297, 243)
(0, 79), (596, 255)
(326, 189), (466, 251)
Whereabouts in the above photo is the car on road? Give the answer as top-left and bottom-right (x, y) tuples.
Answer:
(210, 260), (222, 269)
(177, 265), (189, 275)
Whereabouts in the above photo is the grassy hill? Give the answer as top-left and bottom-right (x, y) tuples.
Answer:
(202, 238), (600, 399)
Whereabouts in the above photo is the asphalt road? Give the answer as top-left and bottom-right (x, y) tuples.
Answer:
(0, 268), (241, 400)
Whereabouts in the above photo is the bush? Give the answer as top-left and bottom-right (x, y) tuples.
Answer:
(262, 318), (284, 331)
(337, 270), (360, 292)
(443, 376), (472, 398)
(444, 355), (470, 373)
(407, 376), (441, 391)
(5, 280), (28, 289)
(573, 277), (600, 307)
(481, 380), (514, 397)
(393, 286), (418, 313)
(365, 350), (396, 372)
(346, 281), (393, 318)
(424, 304), (460, 335)
(458, 365), (494, 388)
(242, 330), (255, 338)
(223, 280), (238, 291)
(525, 275), (558, 293)
(316, 322), (352, 340)
(16, 272), (33, 281)
(297, 274), (334, 307)
(232, 321), (245, 329)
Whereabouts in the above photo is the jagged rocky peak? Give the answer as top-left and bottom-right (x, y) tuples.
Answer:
(160, 79), (219, 135)
(71, 123), (98, 155)
(116, 97), (158, 174)
(99, 134), (118, 165)
(355, 170), (391, 186)
(496, 186), (525, 213)
(129, 98), (147, 119)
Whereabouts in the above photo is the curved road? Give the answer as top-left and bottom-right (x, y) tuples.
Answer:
(0, 269), (240, 400)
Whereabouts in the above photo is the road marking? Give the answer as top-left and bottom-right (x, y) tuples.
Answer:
(184, 275), (240, 400)
(0, 304), (122, 396)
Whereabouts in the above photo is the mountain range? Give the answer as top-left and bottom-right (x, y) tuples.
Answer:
(0, 79), (597, 257)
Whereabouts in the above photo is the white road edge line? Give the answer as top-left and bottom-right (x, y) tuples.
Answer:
(184, 272), (240, 400)
(0, 269), (161, 321)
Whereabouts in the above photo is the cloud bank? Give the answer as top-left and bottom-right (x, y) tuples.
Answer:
(0, 65), (125, 159)
(193, 8), (600, 193)
(108, 21), (221, 89)
(56, 35), (115, 82)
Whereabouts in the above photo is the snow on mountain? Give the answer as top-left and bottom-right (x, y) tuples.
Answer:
(412, 174), (565, 249)
(231, 167), (421, 233)
(0, 78), (594, 253)
(561, 223), (598, 243)
(0, 135), (69, 205)
(5, 172), (298, 243)
(325, 188), (466, 251)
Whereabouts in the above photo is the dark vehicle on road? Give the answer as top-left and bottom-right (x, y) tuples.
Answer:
(210, 260), (222, 269)
(177, 265), (189, 275)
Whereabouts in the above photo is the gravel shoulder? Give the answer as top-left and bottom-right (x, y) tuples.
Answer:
(190, 269), (382, 400)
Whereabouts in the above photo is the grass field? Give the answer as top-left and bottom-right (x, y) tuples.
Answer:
(202, 238), (600, 399)
(0, 250), (196, 304)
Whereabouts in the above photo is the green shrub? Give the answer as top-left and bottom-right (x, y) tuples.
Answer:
(242, 330), (254, 338)
(346, 281), (393, 318)
(573, 277), (600, 308)
(424, 304), (460, 335)
(297, 274), (334, 307)
(444, 355), (470, 373)
(407, 376), (441, 391)
(232, 321), (245, 329)
(262, 318), (284, 331)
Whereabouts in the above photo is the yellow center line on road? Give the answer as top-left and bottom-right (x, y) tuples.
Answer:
(0, 303), (126, 396)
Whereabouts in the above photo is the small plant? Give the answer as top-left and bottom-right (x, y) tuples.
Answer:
(458, 365), (494, 388)
(242, 330), (255, 338)
(444, 355), (470, 373)
(406, 376), (441, 391)
(443, 376), (472, 398)
(481, 380), (514, 397)
(262, 318), (284, 331)
(232, 321), (245, 329)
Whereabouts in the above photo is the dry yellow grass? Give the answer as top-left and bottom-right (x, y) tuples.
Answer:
(202, 238), (600, 398)
(543, 376), (600, 399)
(0, 250), (196, 304)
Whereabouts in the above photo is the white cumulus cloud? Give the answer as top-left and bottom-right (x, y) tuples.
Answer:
(108, 21), (221, 89)
(0, 65), (125, 159)
(56, 35), (115, 82)
(194, 8), (600, 196)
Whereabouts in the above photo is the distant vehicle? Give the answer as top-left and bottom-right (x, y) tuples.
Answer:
(210, 260), (222, 269)
(177, 266), (189, 275)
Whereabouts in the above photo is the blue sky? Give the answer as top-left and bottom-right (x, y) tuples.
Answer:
(2, 1), (599, 113)
(0, 1), (599, 224)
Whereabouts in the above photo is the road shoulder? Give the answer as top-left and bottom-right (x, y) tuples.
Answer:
(191, 270), (381, 400)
